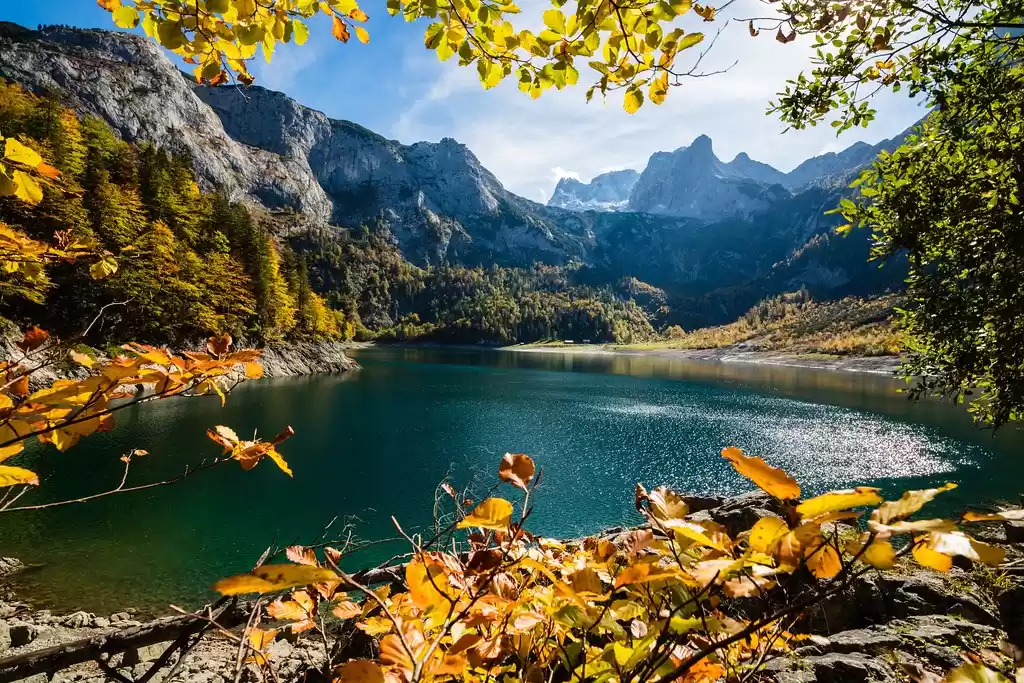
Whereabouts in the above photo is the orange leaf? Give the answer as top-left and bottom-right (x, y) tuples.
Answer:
(35, 163), (61, 180)
(721, 447), (800, 500)
(9, 375), (29, 397)
(16, 327), (49, 353)
(96, 0), (121, 10)
(498, 452), (535, 490)
(286, 545), (317, 566)
(206, 333), (232, 357)
(333, 601), (361, 619)
(804, 543), (842, 579)
(335, 661), (385, 683)
(244, 362), (264, 379)
(332, 16), (351, 42)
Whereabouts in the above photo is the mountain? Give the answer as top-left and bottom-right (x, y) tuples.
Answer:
(0, 22), (596, 267)
(0, 22), (906, 329)
(548, 128), (917, 218)
(626, 135), (790, 221)
(548, 169), (639, 211)
(782, 129), (913, 190)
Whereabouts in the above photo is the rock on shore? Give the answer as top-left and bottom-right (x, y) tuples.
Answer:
(0, 491), (1020, 683)
(258, 341), (360, 378)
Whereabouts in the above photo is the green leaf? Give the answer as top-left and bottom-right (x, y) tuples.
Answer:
(677, 32), (704, 50)
(156, 19), (188, 50)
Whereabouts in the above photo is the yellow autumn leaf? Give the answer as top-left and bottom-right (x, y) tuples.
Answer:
(213, 564), (339, 595)
(846, 538), (896, 569)
(457, 497), (513, 529)
(870, 483), (956, 525)
(336, 661), (385, 683)
(945, 662), (1012, 683)
(804, 543), (842, 579)
(265, 447), (293, 477)
(671, 520), (731, 551)
(112, 5), (140, 28)
(623, 87), (643, 114)
(10, 171), (43, 205)
(721, 447), (801, 500)
(796, 487), (883, 519)
(0, 465), (39, 487)
(926, 531), (1005, 566)
(4, 139), (43, 168)
(89, 255), (118, 279)
(912, 538), (952, 572)
(748, 516), (788, 553)
(355, 26), (370, 44)
(962, 509), (1024, 522)
(406, 555), (458, 608)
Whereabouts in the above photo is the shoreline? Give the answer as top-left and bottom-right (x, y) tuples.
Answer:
(354, 341), (903, 377)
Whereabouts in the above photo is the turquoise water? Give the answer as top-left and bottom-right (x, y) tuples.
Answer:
(0, 347), (1021, 615)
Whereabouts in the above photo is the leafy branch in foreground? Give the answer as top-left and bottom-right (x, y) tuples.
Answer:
(194, 448), (1017, 683)
(835, 42), (1024, 427)
(99, 0), (720, 112)
(0, 136), (291, 506)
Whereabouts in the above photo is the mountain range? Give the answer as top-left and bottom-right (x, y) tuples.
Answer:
(548, 131), (911, 219)
(0, 21), (912, 327)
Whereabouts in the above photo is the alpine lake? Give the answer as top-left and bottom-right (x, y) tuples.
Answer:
(2, 347), (1022, 615)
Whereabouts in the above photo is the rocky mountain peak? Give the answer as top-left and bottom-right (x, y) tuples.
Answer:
(548, 169), (640, 212)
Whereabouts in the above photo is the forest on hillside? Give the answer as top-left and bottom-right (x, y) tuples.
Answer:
(0, 82), (661, 347)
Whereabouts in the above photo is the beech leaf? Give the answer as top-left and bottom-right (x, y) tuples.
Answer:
(498, 452), (535, 490)
(0, 465), (40, 488)
(214, 564), (339, 595)
(721, 447), (800, 500)
(458, 497), (513, 529)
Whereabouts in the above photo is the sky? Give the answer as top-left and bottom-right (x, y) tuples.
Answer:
(5, 2), (927, 202)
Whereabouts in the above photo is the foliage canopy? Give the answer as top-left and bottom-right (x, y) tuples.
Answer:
(97, 0), (718, 112)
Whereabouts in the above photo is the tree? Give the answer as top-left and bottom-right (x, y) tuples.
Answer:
(98, 0), (718, 113)
(745, 0), (1024, 425)
(838, 44), (1024, 426)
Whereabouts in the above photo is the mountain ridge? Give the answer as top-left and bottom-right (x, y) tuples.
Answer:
(0, 21), (909, 328)
(547, 129), (914, 214)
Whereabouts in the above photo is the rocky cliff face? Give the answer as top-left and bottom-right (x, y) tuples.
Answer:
(0, 21), (907, 326)
(0, 23), (593, 267)
(548, 169), (639, 211)
(627, 135), (790, 221)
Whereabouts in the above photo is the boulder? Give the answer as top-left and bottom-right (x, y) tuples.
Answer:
(705, 491), (785, 537)
(825, 628), (901, 654)
(997, 585), (1024, 647)
(60, 611), (94, 629)
(806, 652), (897, 683)
(8, 619), (47, 646)
(0, 558), (24, 578)
(0, 619), (10, 654)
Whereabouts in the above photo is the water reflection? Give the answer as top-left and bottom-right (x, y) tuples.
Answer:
(0, 346), (1019, 615)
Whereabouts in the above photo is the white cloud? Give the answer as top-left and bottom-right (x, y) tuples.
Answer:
(551, 167), (582, 181)
(384, 0), (927, 201)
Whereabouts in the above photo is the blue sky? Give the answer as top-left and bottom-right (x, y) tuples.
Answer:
(5, 2), (927, 201)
